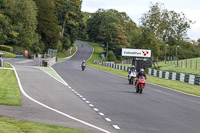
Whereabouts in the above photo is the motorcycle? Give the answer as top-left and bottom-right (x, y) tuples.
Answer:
(82, 65), (85, 71)
(128, 71), (136, 85)
(136, 76), (146, 94)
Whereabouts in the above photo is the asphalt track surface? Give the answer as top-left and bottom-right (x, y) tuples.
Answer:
(1, 41), (200, 133)
(53, 41), (200, 133)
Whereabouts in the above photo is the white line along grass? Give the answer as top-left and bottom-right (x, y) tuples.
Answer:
(12, 64), (112, 133)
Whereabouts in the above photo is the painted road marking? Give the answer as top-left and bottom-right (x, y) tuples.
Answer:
(89, 104), (94, 107)
(105, 118), (111, 122)
(86, 101), (90, 103)
(12, 65), (112, 133)
(113, 125), (120, 130)
(93, 108), (99, 112)
(99, 113), (105, 116)
(82, 98), (86, 101)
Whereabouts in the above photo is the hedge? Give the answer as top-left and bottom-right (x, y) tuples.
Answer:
(0, 45), (13, 53)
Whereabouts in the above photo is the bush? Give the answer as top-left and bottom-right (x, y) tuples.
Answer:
(0, 50), (16, 58)
(0, 45), (13, 53)
(108, 50), (117, 61)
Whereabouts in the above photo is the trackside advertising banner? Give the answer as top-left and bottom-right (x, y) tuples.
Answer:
(122, 48), (151, 57)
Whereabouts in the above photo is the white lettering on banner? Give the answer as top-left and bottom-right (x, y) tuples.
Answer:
(122, 48), (151, 57)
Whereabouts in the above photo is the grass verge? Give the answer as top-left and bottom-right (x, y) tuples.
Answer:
(0, 116), (86, 133)
(0, 64), (21, 106)
(0, 50), (16, 58)
(154, 58), (200, 76)
(56, 44), (77, 62)
(83, 41), (200, 96)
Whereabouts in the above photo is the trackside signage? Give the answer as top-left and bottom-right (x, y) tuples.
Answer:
(122, 48), (151, 57)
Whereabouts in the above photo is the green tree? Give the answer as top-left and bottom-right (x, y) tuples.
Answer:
(33, 0), (60, 51)
(0, 0), (39, 49)
(54, 0), (83, 48)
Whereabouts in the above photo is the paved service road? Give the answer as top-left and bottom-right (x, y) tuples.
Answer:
(53, 41), (200, 133)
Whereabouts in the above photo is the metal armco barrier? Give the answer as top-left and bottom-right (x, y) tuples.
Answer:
(148, 68), (200, 86)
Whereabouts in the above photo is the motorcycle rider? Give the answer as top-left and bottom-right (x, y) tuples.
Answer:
(128, 65), (136, 74)
(128, 65), (136, 84)
(137, 68), (146, 79)
(135, 68), (146, 86)
(81, 60), (86, 71)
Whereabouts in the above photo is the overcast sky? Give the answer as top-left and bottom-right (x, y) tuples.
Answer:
(81, 0), (200, 41)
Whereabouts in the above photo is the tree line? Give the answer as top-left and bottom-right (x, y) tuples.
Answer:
(0, 0), (83, 54)
(84, 3), (200, 61)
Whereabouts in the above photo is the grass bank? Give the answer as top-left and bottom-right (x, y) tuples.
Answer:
(154, 57), (200, 76)
(56, 44), (77, 62)
(82, 41), (200, 96)
(0, 50), (16, 58)
(0, 116), (86, 133)
(0, 63), (21, 106)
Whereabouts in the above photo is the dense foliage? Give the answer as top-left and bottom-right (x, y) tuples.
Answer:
(0, 1), (199, 59)
(85, 3), (200, 60)
(0, 0), (83, 53)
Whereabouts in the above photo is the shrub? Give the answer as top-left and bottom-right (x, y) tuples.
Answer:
(0, 45), (13, 53)
(0, 50), (16, 58)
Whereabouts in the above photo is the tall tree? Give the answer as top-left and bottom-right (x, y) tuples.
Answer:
(0, 0), (39, 49)
(33, 0), (60, 51)
(54, 0), (83, 49)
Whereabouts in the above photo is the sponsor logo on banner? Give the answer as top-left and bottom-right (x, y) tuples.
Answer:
(122, 48), (151, 57)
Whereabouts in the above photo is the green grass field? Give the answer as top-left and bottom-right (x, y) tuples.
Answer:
(0, 63), (21, 106)
(77, 40), (104, 64)
(56, 44), (77, 62)
(154, 58), (200, 76)
(0, 117), (86, 133)
(82, 41), (200, 96)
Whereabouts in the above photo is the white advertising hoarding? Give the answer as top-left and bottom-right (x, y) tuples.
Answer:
(122, 48), (151, 57)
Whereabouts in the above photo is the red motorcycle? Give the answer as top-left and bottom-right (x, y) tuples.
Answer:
(136, 76), (146, 94)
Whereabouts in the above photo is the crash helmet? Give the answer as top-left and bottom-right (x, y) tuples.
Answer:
(131, 65), (135, 69)
(83, 60), (85, 62)
(140, 68), (144, 72)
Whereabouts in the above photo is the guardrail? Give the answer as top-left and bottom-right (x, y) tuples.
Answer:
(94, 61), (200, 86)
(148, 68), (200, 86)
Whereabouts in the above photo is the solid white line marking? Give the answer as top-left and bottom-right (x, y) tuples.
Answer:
(82, 98), (86, 101)
(113, 125), (120, 129)
(99, 113), (105, 116)
(86, 101), (90, 103)
(12, 65), (111, 133)
(93, 108), (99, 112)
(105, 118), (111, 122)
(89, 104), (94, 107)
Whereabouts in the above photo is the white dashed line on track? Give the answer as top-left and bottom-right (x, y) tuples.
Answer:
(82, 98), (86, 101)
(99, 113), (105, 116)
(105, 118), (112, 122)
(89, 104), (94, 107)
(85, 101), (90, 103)
(113, 125), (120, 130)
(93, 108), (99, 112)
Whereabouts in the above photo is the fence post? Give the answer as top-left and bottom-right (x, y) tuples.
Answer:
(196, 60), (198, 70)
(190, 60), (192, 69)
(186, 59), (187, 68)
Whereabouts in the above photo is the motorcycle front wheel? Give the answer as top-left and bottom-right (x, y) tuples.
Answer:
(139, 86), (143, 94)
